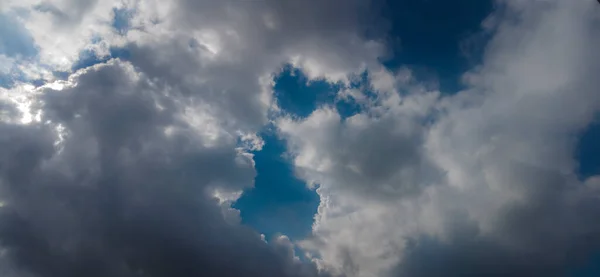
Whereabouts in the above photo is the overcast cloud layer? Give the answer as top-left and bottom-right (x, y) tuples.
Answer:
(1, 0), (600, 277)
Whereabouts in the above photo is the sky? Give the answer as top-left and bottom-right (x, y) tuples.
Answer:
(1, 1), (600, 277)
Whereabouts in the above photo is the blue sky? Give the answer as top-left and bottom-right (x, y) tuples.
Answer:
(578, 120), (600, 179)
(1, 1), (600, 277)
(382, 0), (493, 92)
(233, 67), (336, 240)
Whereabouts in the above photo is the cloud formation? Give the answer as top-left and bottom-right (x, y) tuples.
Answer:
(0, 0), (386, 276)
(3, 0), (600, 277)
(279, 1), (600, 276)
(0, 58), (349, 277)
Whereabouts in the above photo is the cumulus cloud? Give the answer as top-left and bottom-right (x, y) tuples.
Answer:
(278, 70), (441, 200)
(278, 1), (600, 276)
(0, 0), (388, 276)
(279, 67), (444, 277)
(0, 60), (328, 277)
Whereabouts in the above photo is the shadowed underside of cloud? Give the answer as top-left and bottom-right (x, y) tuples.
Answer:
(0, 61), (330, 277)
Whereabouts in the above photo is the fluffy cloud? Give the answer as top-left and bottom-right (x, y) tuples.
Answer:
(279, 1), (600, 277)
(1, 0), (386, 125)
(0, 0), (387, 276)
(0, 60), (333, 277)
(278, 67), (444, 277)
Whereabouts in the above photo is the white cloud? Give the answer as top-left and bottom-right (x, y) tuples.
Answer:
(278, 67), (443, 276)
(279, 1), (600, 277)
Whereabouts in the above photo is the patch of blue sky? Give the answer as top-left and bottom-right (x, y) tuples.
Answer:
(0, 10), (124, 86)
(573, 120), (600, 275)
(576, 119), (600, 180)
(234, 66), (361, 240)
(0, 13), (38, 59)
(38, 8), (134, 75)
(574, 125), (600, 276)
(53, 45), (129, 81)
(572, 257), (600, 277)
(233, 129), (319, 240)
(274, 64), (365, 119)
(112, 7), (134, 35)
(0, 10), (134, 87)
(70, 49), (110, 72)
(0, 12), (39, 88)
(109, 46), (132, 60)
(70, 46), (131, 73)
(0, 72), (15, 88)
(273, 65), (343, 118)
(0, 61), (46, 89)
(380, 0), (493, 94)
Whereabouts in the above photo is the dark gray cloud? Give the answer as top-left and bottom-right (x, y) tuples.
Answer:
(0, 0), (392, 275)
(394, 177), (600, 277)
(0, 61), (330, 277)
(396, 232), (554, 277)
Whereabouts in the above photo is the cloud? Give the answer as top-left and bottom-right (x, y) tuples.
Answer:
(278, 1), (600, 276)
(278, 68), (443, 277)
(4, 0), (600, 277)
(277, 70), (441, 200)
(0, 0), (389, 276)
(0, 59), (331, 277)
